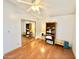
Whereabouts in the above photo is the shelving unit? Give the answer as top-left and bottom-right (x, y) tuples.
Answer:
(26, 23), (32, 37)
(45, 22), (56, 45)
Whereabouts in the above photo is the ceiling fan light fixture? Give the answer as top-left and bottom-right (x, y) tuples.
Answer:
(17, 0), (43, 14)
(17, 0), (32, 5)
(31, 6), (39, 11)
(31, 6), (36, 11)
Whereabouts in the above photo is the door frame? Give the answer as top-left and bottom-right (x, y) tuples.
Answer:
(21, 19), (36, 37)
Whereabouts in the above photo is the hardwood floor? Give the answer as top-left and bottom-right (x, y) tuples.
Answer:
(4, 36), (75, 59)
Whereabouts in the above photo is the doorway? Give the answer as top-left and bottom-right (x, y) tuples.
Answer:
(21, 19), (36, 46)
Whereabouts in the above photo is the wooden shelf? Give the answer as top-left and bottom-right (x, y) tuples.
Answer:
(45, 22), (56, 45)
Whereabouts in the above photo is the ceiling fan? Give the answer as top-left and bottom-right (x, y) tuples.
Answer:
(17, 0), (44, 13)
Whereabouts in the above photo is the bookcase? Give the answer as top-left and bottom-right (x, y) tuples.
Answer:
(45, 22), (56, 44)
(26, 23), (32, 37)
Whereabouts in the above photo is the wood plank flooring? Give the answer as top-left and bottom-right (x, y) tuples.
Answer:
(4, 36), (75, 59)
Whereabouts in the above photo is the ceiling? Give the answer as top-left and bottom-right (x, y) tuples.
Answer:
(6, 0), (75, 17)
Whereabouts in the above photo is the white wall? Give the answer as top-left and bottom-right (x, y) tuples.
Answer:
(55, 15), (75, 45)
(21, 20), (24, 34)
(72, 15), (76, 56)
(21, 21), (26, 33)
(31, 22), (36, 37)
(3, 0), (21, 54)
(35, 20), (42, 38)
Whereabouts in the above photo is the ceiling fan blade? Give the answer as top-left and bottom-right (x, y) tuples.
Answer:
(38, 5), (44, 8)
(34, 0), (41, 5)
(34, 0), (45, 8)
(26, 6), (38, 12)
(37, 9), (40, 14)
(18, 0), (32, 5)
